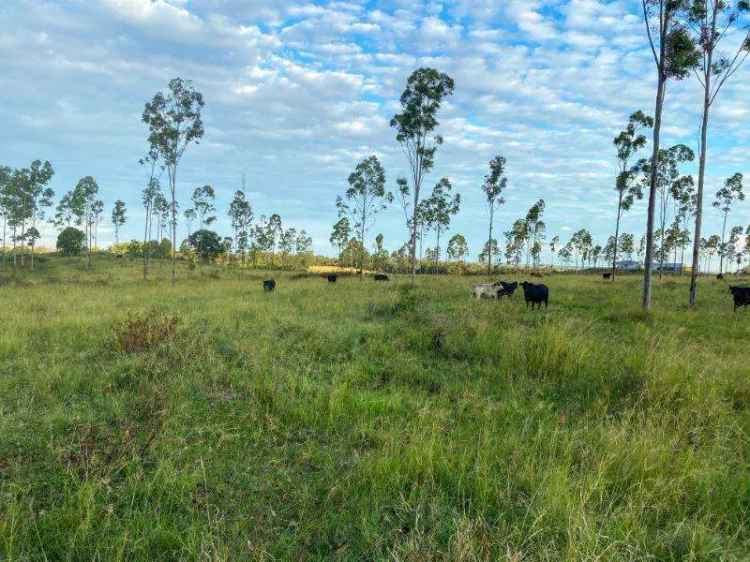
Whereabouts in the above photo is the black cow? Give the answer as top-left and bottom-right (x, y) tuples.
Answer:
(495, 281), (518, 298)
(729, 286), (750, 310)
(602, 272), (612, 280)
(327, 274), (337, 283)
(374, 273), (389, 281)
(717, 273), (725, 280)
(263, 279), (276, 292)
(521, 281), (549, 309)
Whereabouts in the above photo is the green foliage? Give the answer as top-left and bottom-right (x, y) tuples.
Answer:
(1, 161), (54, 261)
(228, 189), (253, 256)
(713, 172), (744, 214)
(189, 184), (216, 227)
(142, 78), (204, 169)
(158, 238), (172, 258)
(187, 229), (224, 262)
(421, 177), (460, 264)
(337, 155), (392, 275)
(127, 239), (142, 257)
(391, 68), (454, 276)
(482, 155), (508, 273)
(447, 233), (468, 262)
(56, 226), (86, 256)
(330, 217), (351, 261)
(109, 201), (125, 245)
(142, 77), (205, 283)
(614, 111), (653, 211)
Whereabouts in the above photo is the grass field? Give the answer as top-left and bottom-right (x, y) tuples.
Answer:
(1, 256), (749, 561)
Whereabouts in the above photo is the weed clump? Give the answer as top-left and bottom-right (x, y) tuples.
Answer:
(114, 312), (178, 353)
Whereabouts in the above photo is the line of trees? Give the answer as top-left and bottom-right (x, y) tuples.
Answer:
(4, 26), (750, 310)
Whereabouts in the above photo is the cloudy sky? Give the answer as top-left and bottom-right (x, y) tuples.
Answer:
(2, 0), (750, 259)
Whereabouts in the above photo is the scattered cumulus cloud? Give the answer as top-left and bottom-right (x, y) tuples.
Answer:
(1, 0), (749, 256)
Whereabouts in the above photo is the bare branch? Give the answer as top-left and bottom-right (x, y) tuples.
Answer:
(710, 35), (750, 105)
(642, 0), (660, 67)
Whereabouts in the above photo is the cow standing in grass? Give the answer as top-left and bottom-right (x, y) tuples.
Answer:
(496, 281), (518, 298)
(473, 284), (498, 299)
(521, 281), (549, 309)
(729, 286), (750, 310)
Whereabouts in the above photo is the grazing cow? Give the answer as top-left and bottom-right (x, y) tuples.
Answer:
(729, 286), (750, 310)
(717, 273), (725, 280)
(531, 272), (543, 278)
(327, 274), (337, 283)
(374, 273), (389, 281)
(473, 284), (498, 299)
(496, 281), (518, 298)
(602, 272), (612, 280)
(263, 279), (276, 292)
(521, 281), (549, 309)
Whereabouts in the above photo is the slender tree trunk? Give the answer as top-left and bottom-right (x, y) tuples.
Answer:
(87, 221), (92, 270)
(19, 221), (25, 267)
(487, 206), (494, 276)
(418, 224), (424, 267)
(1, 215), (5, 270)
(30, 241), (34, 271)
(719, 212), (727, 275)
(170, 168), (177, 286)
(658, 191), (667, 279)
(690, 53), (713, 305)
(409, 194), (418, 283)
(612, 190), (624, 281)
(143, 202), (151, 281)
(643, 74), (666, 309)
(12, 225), (17, 269)
(435, 228), (441, 274)
(680, 242), (686, 274)
(360, 204), (366, 280)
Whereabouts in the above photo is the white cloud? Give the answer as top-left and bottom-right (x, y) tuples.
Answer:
(3, 0), (750, 256)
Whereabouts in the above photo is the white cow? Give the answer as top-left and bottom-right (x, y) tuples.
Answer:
(473, 284), (500, 299)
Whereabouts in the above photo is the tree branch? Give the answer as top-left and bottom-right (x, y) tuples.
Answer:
(710, 36), (750, 106)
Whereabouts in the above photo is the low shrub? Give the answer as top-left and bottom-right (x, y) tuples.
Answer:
(113, 312), (178, 353)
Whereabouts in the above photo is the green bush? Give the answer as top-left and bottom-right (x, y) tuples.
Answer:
(56, 227), (85, 256)
(158, 238), (172, 258)
(187, 230), (224, 262)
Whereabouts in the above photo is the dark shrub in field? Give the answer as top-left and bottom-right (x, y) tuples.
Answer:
(187, 230), (224, 262)
(57, 227), (86, 256)
(114, 313), (178, 353)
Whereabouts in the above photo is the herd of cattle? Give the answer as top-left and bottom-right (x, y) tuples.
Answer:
(260, 274), (750, 311)
(262, 273), (390, 291)
(473, 280), (549, 309)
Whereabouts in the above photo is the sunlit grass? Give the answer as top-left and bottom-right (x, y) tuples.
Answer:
(1, 256), (749, 561)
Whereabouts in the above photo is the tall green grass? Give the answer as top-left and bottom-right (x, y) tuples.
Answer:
(1, 257), (749, 560)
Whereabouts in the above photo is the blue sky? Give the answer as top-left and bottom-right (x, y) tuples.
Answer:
(2, 0), (749, 260)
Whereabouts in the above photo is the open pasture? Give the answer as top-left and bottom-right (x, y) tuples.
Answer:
(2, 258), (750, 561)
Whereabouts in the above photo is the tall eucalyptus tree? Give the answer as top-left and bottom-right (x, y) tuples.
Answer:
(336, 155), (392, 279)
(422, 177), (460, 271)
(142, 78), (205, 285)
(687, 0), (750, 304)
(640, 0), (700, 308)
(111, 200), (126, 245)
(228, 189), (253, 265)
(713, 173), (744, 275)
(391, 68), (454, 282)
(482, 155), (508, 275)
(612, 111), (652, 279)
